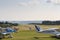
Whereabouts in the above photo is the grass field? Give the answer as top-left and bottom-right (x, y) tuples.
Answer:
(2, 25), (60, 40)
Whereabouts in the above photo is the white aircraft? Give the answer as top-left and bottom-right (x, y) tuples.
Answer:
(0, 27), (16, 38)
(35, 25), (60, 38)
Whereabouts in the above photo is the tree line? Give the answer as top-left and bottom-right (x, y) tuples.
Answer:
(29, 21), (60, 25)
(42, 21), (60, 25)
(0, 21), (18, 28)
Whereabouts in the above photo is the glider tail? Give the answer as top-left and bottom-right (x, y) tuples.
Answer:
(35, 25), (43, 32)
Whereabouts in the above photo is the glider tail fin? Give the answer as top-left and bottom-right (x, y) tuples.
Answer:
(35, 25), (43, 32)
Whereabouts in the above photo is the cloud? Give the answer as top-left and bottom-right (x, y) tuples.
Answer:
(19, 2), (28, 6)
(51, 0), (60, 5)
(18, 0), (60, 7)
(18, 0), (40, 7)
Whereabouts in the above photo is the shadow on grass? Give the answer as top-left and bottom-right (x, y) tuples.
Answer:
(51, 36), (60, 39)
(33, 37), (39, 39)
(0, 38), (3, 40)
(33, 36), (60, 40)
(33, 36), (50, 40)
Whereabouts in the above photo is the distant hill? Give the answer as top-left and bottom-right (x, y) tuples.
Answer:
(10, 21), (42, 24)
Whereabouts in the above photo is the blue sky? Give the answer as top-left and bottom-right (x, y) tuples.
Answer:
(0, 0), (60, 21)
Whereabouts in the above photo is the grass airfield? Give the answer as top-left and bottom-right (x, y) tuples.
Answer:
(2, 25), (60, 40)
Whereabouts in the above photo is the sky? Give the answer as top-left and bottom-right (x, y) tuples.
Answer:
(0, 0), (60, 21)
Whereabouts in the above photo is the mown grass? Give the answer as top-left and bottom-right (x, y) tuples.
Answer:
(1, 25), (60, 40)
(1, 30), (60, 40)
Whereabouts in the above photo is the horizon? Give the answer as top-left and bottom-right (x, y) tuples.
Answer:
(0, 19), (60, 21)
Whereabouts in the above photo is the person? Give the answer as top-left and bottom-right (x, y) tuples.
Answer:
(29, 27), (31, 30)
(14, 27), (19, 32)
(8, 33), (13, 38)
(0, 27), (4, 39)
